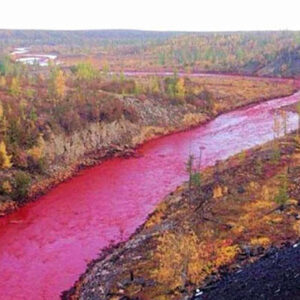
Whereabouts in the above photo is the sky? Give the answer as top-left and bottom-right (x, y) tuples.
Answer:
(1, 0), (299, 31)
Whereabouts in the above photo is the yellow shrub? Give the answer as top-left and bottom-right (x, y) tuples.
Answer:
(27, 146), (43, 162)
(213, 185), (223, 198)
(270, 216), (283, 224)
(213, 102), (222, 113)
(0, 101), (3, 120)
(2, 180), (12, 194)
(27, 135), (45, 162)
(223, 186), (228, 194)
(231, 224), (245, 235)
(238, 150), (247, 162)
(287, 199), (298, 206)
(153, 231), (211, 289)
(213, 185), (228, 198)
(247, 200), (274, 211)
(261, 185), (270, 201)
(145, 202), (167, 229)
(248, 181), (259, 191)
(293, 220), (300, 235)
(55, 70), (66, 97)
(10, 77), (21, 96)
(250, 237), (271, 247)
(183, 113), (207, 127)
(175, 78), (185, 100)
(0, 141), (12, 169)
(215, 244), (240, 267)
(0, 76), (6, 88)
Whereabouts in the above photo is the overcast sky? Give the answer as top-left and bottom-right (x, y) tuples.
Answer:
(1, 0), (299, 31)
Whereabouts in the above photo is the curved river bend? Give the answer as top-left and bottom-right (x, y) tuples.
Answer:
(0, 91), (300, 299)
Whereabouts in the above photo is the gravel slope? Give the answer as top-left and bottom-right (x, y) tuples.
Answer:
(192, 243), (300, 300)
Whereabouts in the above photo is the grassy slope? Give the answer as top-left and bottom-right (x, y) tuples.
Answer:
(65, 132), (300, 300)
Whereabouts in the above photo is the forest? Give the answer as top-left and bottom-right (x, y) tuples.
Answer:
(2, 30), (300, 76)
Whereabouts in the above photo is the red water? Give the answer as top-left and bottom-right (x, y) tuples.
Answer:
(0, 91), (300, 300)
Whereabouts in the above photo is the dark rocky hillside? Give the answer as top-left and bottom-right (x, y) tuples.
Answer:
(195, 242), (300, 300)
(256, 47), (300, 78)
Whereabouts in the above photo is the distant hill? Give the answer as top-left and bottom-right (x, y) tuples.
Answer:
(143, 31), (300, 77)
(1, 30), (300, 77)
(0, 29), (182, 46)
(255, 47), (300, 77)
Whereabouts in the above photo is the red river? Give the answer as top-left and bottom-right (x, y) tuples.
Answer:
(0, 90), (300, 299)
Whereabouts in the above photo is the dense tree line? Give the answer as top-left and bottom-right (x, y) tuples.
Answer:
(3, 30), (300, 76)
(150, 31), (300, 76)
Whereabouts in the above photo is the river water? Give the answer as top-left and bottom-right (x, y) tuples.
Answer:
(0, 91), (299, 299)
(11, 48), (58, 67)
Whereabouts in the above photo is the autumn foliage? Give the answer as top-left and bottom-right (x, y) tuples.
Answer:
(0, 57), (296, 207)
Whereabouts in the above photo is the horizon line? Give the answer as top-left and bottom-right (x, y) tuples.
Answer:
(0, 28), (298, 33)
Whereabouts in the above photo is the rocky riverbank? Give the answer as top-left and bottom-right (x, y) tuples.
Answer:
(64, 133), (300, 299)
(0, 96), (209, 216)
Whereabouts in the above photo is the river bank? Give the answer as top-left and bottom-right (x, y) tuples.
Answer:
(1, 75), (296, 217)
(65, 132), (300, 299)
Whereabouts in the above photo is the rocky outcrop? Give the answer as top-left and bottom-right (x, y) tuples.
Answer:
(43, 97), (205, 170)
(7, 97), (206, 214)
(254, 47), (300, 78)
